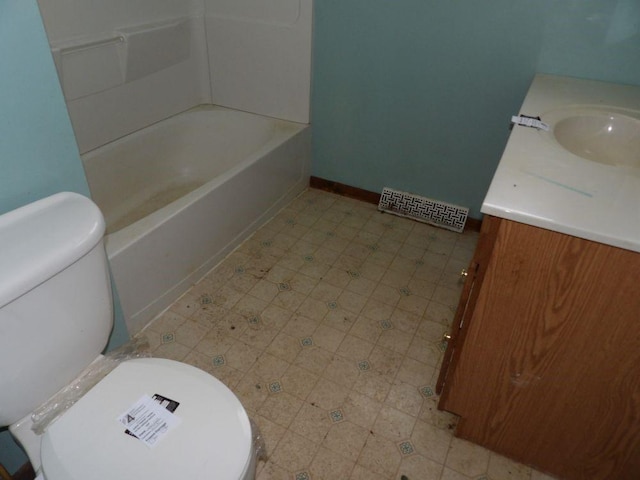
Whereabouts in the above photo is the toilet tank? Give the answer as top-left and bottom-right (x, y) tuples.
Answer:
(0, 193), (114, 426)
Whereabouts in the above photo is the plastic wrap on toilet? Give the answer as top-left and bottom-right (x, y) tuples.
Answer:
(31, 336), (151, 434)
(250, 417), (267, 462)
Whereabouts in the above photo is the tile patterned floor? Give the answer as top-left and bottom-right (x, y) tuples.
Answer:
(139, 189), (556, 480)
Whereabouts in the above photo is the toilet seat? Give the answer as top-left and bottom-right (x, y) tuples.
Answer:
(40, 358), (254, 480)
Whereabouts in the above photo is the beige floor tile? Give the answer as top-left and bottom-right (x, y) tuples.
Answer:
(368, 345), (404, 378)
(349, 464), (388, 480)
(345, 275), (377, 297)
(342, 390), (383, 430)
(431, 284), (463, 309)
(193, 323), (237, 356)
(239, 324), (280, 350)
(397, 453), (444, 480)
(265, 332), (303, 363)
(190, 303), (229, 328)
(322, 266), (353, 288)
(353, 370), (393, 404)
(258, 391), (304, 428)
(406, 337), (443, 368)
(388, 308), (421, 335)
(385, 380), (424, 417)
(266, 286), (304, 311)
(487, 452), (532, 480)
(337, 289), (368, 314)
(337, 334), (376, 361)
(322, 354), (360, 389)
(174, 319), (210, 348)
(260, 303), (294, 329)
(269, 430), (319, 472)
(310, 445), (356, 480)
(147, 310), (187, 333)
(372, 405), (417, 442)
(252, 352), (291, 382)
(296, 296), (329, 321)
(368, 249), (395, 268)
(256, 461), (291, 480)
(358, 433), (402, 478)
(388, 255), (418, 274)
(293, 345), (333, 376)
(396, 356), (435, 388)
(349, 315), (383, 344)
(232, 294), (269, 320)
(233, 372), (269, 412)
(168, 291), (201, 318)
(360, 298), (395, 322)
(372, 283), (402, 306)
(312, 324), (346, 353)
(321, 420), (369, 462)
(209, 363), (244, 389)
(440, 466), (473, 480)
(282, 314), (318, 338)
(290, 402), (332, 445)
(215, 310), (250, 338)
(281, 364), (319, 400)
(397, 293), (430, 317)
(153, 340), (191, 361)
(182, 350), (218, 376)
(249, 279), (281, 303)
(418, 398), (459, 431)
(224, 340), (260, 372)
(410, 419), (452, 464)
(382, 268), (412, 288)
(376, 327), (414, 355)
(307, 377), (350, 410)
(357, 259), (387, 282)
(445, 437), (491, 478)
(323, 307), (358, 332)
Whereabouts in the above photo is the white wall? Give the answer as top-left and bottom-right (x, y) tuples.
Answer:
(37, 0), (210, 153)
(205, 0), (313, 123)
(36, 0), (312, 154)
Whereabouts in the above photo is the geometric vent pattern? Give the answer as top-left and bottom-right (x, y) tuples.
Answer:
(378, 187), (469, 233)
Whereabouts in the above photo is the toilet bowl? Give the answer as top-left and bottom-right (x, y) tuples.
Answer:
(0, 193), (256, 479)
(40, 358), (255, 480)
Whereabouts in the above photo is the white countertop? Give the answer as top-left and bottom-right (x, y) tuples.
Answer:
(482, 74), (640, 253)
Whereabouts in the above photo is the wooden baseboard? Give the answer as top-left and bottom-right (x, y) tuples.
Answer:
(310, 176), (381, 205)
(12, 463), (35, 480)
(309, 176), (482, 232)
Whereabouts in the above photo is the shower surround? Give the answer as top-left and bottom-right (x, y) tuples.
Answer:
(36, 0), (313, 333)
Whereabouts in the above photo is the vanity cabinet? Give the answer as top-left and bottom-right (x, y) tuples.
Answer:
(437, 216), (640, 480)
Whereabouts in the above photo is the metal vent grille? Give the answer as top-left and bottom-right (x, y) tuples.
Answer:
(378, 187), (469, 233)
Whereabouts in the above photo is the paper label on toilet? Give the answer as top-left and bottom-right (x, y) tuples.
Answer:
(118, 394), (181, 448)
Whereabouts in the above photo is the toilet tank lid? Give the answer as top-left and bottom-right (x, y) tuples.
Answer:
(0, 192), (105, 308)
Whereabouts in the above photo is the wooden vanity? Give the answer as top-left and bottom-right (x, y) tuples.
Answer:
(437, 215), (640, 479)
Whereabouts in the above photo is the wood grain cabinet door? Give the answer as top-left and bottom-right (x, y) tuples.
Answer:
(437, 215), (500, 397)
(438, 218), (640, 480)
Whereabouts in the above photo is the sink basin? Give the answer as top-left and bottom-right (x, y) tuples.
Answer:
(542, 106), (640, 167)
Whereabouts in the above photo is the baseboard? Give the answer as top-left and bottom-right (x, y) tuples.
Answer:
(309, 176), (481, 232)
(310, 176), (381, 205)
(12, 463), (35, 480)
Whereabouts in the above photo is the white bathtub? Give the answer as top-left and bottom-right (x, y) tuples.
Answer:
(82, 105), (311, 334)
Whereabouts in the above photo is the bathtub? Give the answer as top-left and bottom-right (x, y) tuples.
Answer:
(82, 105), (311, 334)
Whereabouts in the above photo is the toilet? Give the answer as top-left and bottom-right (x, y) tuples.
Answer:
(0, 192), (256, 480)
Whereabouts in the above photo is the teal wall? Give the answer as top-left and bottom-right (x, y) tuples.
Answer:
(312, 0), (640, 218)
(0, 1), (129, 472)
